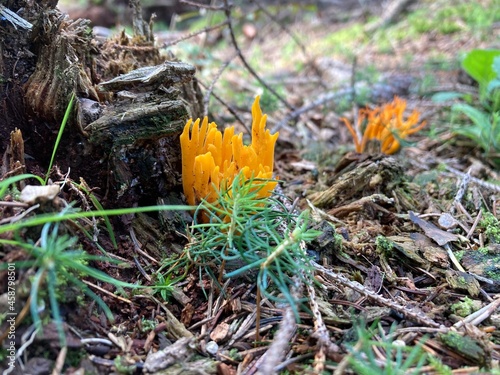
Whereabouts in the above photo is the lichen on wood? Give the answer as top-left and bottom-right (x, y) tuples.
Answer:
(87, 100), (190, 149)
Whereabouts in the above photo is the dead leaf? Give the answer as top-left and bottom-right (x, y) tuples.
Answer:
(409, 211), (459, 246)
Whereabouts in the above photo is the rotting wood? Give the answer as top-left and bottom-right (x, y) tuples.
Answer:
(310, 155), (404, 209)
(87, 100), (189, 150)
(2, 0), (202, 212)
(98, 61), (195, 93)
(8, 129), (26, 180)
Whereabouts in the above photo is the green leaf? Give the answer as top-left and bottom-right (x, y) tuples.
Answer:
(452, 103), (490, 130)
(493, 56), (500, 77)
(487, 79), (500, 93)
(452, 104), (488, 146)
(462, 49), (500, 87)
(431, 92), (466, 102)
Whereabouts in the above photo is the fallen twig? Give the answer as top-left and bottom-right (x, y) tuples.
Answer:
(203, 52), (238, 117)
(454, 297), (500, 329)
(313, 262), (441, 328)
(222, 0), (293, 111)
(445, 165), (500, 193)
(161, 21), (229, 48)
(256, 280), (299, 374)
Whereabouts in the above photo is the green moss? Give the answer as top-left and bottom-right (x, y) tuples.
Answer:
(485, 264), (500, 281)
(316, 24), (366, 57)
(65, 348), (86, 368)
(140, 318), (156, 333)
(114, 355), (137, 374)
(407, 0), (497, 36)
(367, 0), (500, 53)
(407, 9), (434, 34)
(454, 250), (465, 262)
(259, 85), (285, 113)
(375, 236), (393, 254)
(480, 211), (500, 243)
(413, 170), (439, 187)
(333, 232), (343, 250)
(478, 247), (490, 255)
(440, 331), (485, 365)
(450, 296), (479, 317)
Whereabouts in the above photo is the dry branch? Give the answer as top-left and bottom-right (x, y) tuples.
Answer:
(313, 262), (441, 328)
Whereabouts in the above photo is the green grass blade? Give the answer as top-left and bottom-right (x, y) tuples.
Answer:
(63, 271), (115, 322)
(68, 260), (140, 289)
(0, 174), (45, 199)
(44, 93), (75, 185)
(47, 268), (67, 347)
(29, 269), (45, 332)
(0, 204), (194, 234)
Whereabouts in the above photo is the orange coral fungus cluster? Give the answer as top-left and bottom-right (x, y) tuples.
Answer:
(342, 97), (426, 154)
(180, 96), (279, 208)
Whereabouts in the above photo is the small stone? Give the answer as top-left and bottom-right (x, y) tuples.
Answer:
(205, 341), (218, 356)
(392, 339), (406, 348)
(438, 213), (457, 229)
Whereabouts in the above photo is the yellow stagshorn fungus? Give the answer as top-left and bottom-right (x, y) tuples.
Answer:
(342, 97), (426, 154)
(180, 96), (279, 209)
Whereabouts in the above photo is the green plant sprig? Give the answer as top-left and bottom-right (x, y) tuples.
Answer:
(346, 321), (429, 375)
(165, 172), (321, 318)
(0, 204), (195, 235)
(0, 94), (198, 347)
(4, 213), (140, 347)
(0, 176), (195, 346)
(433, 49), (500, 165)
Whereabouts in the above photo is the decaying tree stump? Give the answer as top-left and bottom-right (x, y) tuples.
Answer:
(0, 0), (203, 213)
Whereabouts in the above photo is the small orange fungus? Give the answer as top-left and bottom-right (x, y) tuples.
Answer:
(180, 96), (279, 210)
(341, 97), (426, 154)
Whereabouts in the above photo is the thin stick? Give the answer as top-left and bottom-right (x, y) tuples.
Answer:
(257, 277), (301, 374)
(52, 346), (67, 375)
(180, 0), (225, 10)
(255, 285), (261, 345)
(445, 165), (500, 193)
(250, 0), (327, 89)
(454, 297), (500, 329)
(466, 211), (482, 240)
(203, 52), (238, 117)
(313, 262), (441, 328)
(197, 81), (250, 132)
(82, 280), (133, 304)
(450, 168), (471, 215)
(222, 0), (293, 110)
(161, 21), (229, 48)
